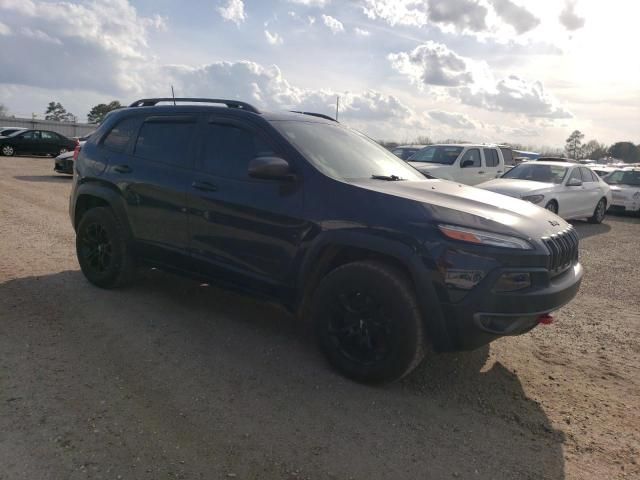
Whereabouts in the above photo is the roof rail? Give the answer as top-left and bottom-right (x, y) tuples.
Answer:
(290, 111), (337, 122)
(129, 98), (260, 113)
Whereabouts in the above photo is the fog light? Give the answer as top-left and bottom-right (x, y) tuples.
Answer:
(494, 272), (531, 292)
(444, 269), (485, 290)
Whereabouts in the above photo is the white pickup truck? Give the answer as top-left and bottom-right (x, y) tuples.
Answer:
(407, 144), (515, 185)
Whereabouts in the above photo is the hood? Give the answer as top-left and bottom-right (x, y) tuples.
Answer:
(476, 178), (554, 197)
(350, 178), (570, 240)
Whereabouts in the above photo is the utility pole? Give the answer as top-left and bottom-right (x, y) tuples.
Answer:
(335, 96), (339, 121)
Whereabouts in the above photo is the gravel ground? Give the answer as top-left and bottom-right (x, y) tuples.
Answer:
(1, 156), (638, 480)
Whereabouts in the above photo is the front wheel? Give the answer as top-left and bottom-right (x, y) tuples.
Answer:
(76, 207), (135, 288)
(311, 261), (426, 384)
(588, 198), (607, 224)
(1, 145), (15, 156)
(545, 200), (558, 214)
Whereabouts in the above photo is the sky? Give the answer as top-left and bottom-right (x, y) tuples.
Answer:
(0, 0), (638, 148)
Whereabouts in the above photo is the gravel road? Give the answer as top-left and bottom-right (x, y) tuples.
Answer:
(1, 156), (638, 480)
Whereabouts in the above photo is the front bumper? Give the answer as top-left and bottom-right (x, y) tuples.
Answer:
(54, 158), (73, 175)
(610, 197), (640, 213)
(439, 262), (583, 350)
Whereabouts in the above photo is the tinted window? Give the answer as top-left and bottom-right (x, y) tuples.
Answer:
(502, 164), (568, 184)
(201, 124), (275, 178)
(460, 149), (481, 168)
(580, 167), (595, 182)
(409, 146), (463, 164)
(567, 168), (582, 184)
(483, 149), (499, 167)
(102, 117), (140, 153)
(500, 147), (514, 166)
(605, 170), (640, 186)
(273, 121), (424, 181)
(41, 131), (56, 140)
(21, 131), (40, 140)
(134, 117), (197, 167)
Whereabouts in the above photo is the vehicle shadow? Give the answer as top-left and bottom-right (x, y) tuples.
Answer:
(13, 174), (72, 183)
(0, 269), (565, 480)
(570, 220), (611, 239)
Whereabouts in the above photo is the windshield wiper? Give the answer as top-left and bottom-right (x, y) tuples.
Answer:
(371, 174), (406, 181)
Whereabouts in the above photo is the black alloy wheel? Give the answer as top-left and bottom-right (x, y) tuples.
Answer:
(79, 223), (113, 274)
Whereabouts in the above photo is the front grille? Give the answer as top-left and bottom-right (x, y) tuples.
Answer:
(543, 227), (579, 276)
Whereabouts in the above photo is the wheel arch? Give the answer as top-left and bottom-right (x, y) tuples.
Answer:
(73, 183), (132, 238)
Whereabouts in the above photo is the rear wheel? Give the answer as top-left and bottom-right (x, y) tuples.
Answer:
(1, 145), (15, 156)
(311, 261), (426, 384)
(588, 198), (607, 224)
(76, 207), (135, 288)
(545, 200), (558, 214)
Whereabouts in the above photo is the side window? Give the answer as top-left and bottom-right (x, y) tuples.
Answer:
(500, 147), (514, 166)
(567, 168), (582, 184)
(590, 169), (599, 182)
(102, 117), (140, 153)
(201, 123), (275, 179)
(483, 149), (499, 167)
(21, 131), (36, 140)
(460, 148), (481, 168)
(134, 116), (198, 168)
(41, 131), (55, 140)
(580, 167), (595, 182)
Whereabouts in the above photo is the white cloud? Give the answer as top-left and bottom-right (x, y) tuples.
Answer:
(218, 0), (246, 26)
(286, 0), (331, 6)
(428, 110), (476, 129)
(388, 42), (475, 87)
(362, 0), (427, 27)
(321, 14), (344, 33)
(0, 21), (11, 35)
(489, 0), (539, 34)
(559, 1), (585, 31)
(264, 29), (283, 45)
(354, 27), (370, 36)
(427, 0), (488, 32)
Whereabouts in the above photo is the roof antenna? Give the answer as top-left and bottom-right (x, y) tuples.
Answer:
(171, 85), (176, 106)
(335, 95), (339, 121)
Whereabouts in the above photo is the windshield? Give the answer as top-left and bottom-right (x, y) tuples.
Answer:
(605, 170), (640, 186)
(502, 163), (568, 184)
(272, 121), (425, 181)
(408, 146), (463, 164)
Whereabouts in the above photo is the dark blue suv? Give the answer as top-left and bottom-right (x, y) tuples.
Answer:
(70, 98), (583, 383)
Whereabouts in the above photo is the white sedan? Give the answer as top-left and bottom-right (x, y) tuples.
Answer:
(477, 161), (612, 223)
(604, 168), (640, 214)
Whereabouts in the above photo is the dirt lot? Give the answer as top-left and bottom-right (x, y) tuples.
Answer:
(0, 156), (638, 480)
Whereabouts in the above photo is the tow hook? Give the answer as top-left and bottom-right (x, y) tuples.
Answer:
(537, 313), (554, 325)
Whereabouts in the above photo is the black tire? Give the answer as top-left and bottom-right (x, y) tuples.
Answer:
(76, 207), (135, 288)
(545, 200), (558, 214)
(311, 260), (425, 384)
(588, 198), (607, 224)
(1, 145), (15, 156)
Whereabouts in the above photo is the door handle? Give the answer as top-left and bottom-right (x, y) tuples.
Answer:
(192, 180), (218, 192)
(478, 171), (485, 174)
(113, 164), (132, 174)
(496, 170), (503, 173)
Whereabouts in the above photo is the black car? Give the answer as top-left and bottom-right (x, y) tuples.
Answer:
(70, 97), (583, 384)
(0, 129), (77, 157)
(0, 127), (27, 137)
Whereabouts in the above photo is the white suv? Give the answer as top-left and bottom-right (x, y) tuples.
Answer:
(408, 144), (515, 185)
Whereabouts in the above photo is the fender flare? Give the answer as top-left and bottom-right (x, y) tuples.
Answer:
(72, 182), (133, 237)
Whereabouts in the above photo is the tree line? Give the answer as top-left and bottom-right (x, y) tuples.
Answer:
(565, 130), (639, 163)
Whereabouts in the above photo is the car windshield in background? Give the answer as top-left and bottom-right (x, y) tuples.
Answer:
(605, 170), (640, 186)
(408, 146), (463, 164)
(272, 121), (425, 181)
(502, 163), (568, 184)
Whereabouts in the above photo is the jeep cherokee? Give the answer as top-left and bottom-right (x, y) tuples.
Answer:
(69, 98), (583, 384)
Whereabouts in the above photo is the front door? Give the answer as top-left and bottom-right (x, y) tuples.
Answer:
(458, 148), (483, 185)
(186, 116), (306, 297)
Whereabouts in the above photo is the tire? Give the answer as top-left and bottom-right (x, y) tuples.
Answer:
(1, 145), (15, 156)
(545, 200), (558, 214)
(588, 198), (607, 224)
(311, 260), (426, 384)
(76, 207), (135, 288)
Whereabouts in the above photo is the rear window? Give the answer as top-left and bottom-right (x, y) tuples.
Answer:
(134, 116), (197, 167)
(102, 117), (140, 153)
(500, 147), (514, 166)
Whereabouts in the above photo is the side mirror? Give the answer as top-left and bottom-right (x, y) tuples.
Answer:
(461, 159), (475, 168)
(248, 156), (294, 180)
(567, 179), (582, 187)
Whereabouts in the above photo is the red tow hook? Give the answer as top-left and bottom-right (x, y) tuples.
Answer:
(537, 313), (554, 325)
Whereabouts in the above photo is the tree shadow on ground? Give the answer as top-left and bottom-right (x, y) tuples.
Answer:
(0, 269), (566, 480)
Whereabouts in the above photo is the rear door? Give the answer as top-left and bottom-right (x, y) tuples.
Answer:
(40, 131), (59, 155)
(482, 148), (501, 179)
(458, 148), (483, 185)
(186, 115), (305, 296)
(579, 167), (601, 216)
(104, 114), (197, 267)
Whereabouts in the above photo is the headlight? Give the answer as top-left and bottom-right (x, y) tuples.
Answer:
(521, 194), (545, 204)
(438, 224), (533, 250)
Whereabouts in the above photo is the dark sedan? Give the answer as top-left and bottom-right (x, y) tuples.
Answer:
(0, 129), (77, 157)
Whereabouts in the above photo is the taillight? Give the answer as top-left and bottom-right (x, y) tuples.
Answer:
(73, 144), (81, 161)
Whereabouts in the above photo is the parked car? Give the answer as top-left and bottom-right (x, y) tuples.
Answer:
(70, 97), (583, 384)
(604, 168), (640, 214)
(0, 129), (77, 157)
(54, 132), (94, 175)
(407, 144), (515, 185)
(477, 161), (612, 223)
(0, 127), (27, 137)
(589, 165), (617, 177)
(390, 145), (427, 160)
